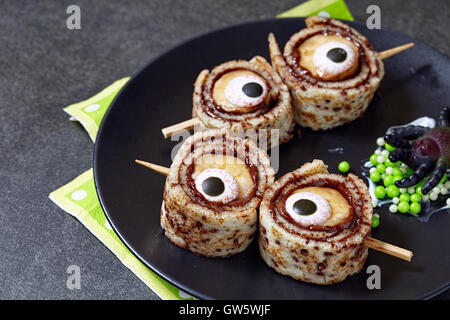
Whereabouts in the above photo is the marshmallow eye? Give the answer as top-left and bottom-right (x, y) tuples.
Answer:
(194, 168), (239, 204)
(285, 192), (331, 227)
(225, 74), (267, 108)
(312, 41), (356, 78)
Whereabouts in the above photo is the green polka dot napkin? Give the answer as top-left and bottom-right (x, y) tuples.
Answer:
(278, 0), (353, 20)
(63, 78), (130, 142)
(49, 169), (194, 300)
(49, 0), (352, 300)
(50, 79), (196, 300)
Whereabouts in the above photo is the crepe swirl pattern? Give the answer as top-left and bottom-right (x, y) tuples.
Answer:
(192, 56), (295, 147)
(259, 160), (373, 284)
(161, 129), (275, 257)
(269, 17), (385, 130)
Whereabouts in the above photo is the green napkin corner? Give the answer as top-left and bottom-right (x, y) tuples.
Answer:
(278, 0), (353, 20)
(49, 0), (352, 300)
(49, 169), (194, 300)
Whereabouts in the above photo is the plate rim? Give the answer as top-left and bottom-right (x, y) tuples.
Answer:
(93, 17), (450, 300)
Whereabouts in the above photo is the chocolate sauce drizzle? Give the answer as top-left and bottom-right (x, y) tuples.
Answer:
(282, 19), (381, 90)
(200, 67), (281, 121)
(179, 133), (260, 211)
(269, 174), (371, 243)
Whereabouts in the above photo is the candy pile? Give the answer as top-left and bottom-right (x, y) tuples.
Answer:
(367, 137), (450, 215)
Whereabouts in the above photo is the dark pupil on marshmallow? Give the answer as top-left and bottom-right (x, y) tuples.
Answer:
(293, 199), (317, 216)
(202, 177), (225, 197)
(326, 47), (347, 63)
(242, 82), (263, 98)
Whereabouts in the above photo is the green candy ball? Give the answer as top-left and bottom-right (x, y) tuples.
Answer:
(398, 201), (410, 213)
(374, 186), (386, 199)
(392, 168), (403, 177)
(416, 186), (423, 196)
(410, 194), (421, 203)
(338, 161), (350, 173)
(386, 185), (400, 198)
(372, 215), (380, 228)
(376, 163), (386, 173)
(370, 171), (381, 183)
(410, 202), (421, 215)
(383, 175), (395, 187)
(370, 154), (379, 166)
(399, 193), (410, 202)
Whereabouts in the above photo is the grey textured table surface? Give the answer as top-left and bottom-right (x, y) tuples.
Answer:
(1, 0), (449, 300)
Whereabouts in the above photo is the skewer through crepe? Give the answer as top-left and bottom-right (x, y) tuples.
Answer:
(162, 41), (413, 138)
(135, 159), (413, 262)
(143, 129), (275, 257)
(162, 56), (296, 147)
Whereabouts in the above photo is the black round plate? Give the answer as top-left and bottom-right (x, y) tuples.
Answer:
(94, 18), (450, 299)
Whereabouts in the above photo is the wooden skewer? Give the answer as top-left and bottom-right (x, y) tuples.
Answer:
(160, 43), (414, 139)
(161, 117), (201, 139)
(135, 159), (413, 262)
(379, 42), (414, 60)
(364, 237), (413, 262)
(135, 159), (170, 176)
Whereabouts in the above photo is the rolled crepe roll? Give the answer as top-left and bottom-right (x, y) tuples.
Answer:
(259, 160), (372, 284)
(192, 56), (295, 147)
(269, 17), (385, 130)
(162, 129), (275, 257)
